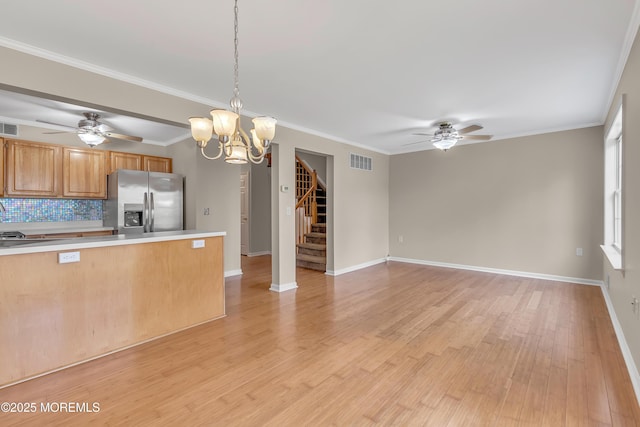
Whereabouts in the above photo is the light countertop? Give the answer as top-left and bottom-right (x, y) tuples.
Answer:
(0, 221), (112, 235)
(0, 230), (226, 256)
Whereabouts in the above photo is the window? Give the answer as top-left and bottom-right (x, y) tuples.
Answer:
(602, 98), (624, 270)
(614, 134), (622, 250)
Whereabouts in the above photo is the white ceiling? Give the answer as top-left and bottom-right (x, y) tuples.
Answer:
(0, 0), (638, 153)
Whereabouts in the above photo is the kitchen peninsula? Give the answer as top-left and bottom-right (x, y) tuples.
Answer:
(0, 230), (225, 387)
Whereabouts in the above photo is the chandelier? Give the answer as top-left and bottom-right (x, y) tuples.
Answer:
(189, 0), (276, 164)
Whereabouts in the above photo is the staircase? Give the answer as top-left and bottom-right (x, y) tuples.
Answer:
(295, 156), (327, 272)
(296, 223), (326, 271)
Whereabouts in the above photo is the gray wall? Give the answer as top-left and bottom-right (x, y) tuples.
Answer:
(248, 161), (272, 255)
(271, 126), (389, 280)
(389, 126), (604, 281)
(296, 149), (327, 186)
(603, 28), (640, 376)
(0, 44), (389, 278)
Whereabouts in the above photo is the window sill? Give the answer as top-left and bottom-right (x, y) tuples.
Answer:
(601, 245), (622, 270)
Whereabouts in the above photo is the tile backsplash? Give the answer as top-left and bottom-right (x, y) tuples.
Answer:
(0, 198), (102, 223)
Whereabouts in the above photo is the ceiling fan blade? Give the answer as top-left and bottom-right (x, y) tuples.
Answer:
(43, 131), (71, 135)
(104, 132), (143, 142)
(36, 119), (78, 130)
(457, 125), (483, 135)
(411, 132), (434, 136)
(461, 134), (492, 141)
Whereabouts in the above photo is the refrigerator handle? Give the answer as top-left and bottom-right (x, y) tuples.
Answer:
(143, 192), (149, 233)
(150, 192), (155, 232)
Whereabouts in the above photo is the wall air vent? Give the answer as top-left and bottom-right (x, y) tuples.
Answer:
(350, 153), (373, 171)
(0, 122), (18, 136)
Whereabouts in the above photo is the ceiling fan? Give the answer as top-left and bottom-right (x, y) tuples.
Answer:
(36, 112), (143, 147)
(408, 122), (492, 151)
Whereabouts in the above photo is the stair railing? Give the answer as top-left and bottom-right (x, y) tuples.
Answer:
(295, 156), (318, 224)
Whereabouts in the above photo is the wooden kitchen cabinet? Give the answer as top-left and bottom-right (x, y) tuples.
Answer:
(4, 139), (62, 197)
(63, 147), (107, 198)
(107, 151), (172, 174)
(108, 151), (143, 173)
(143, 155), (172, 173)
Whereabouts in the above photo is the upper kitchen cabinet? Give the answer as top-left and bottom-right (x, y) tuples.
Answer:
(108, 151), (143, 174)
(4, 139), (62, 197)
(143, 155), (172, 173)
(62, 147), (107, 199)
(107, 151), (172, 174)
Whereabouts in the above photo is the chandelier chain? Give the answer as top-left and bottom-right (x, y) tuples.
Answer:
(232, 0), (241, 113)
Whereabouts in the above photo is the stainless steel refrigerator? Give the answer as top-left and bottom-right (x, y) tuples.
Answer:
(103, 170), (184, 234)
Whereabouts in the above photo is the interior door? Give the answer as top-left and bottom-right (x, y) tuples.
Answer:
(240, 171), (249, 255)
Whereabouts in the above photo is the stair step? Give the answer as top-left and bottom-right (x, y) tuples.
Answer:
(305, 233), (326, 244)
(311, 223), (326, 229)
(297, 259), (326, 271)
(297, 242), (326, 257)
(298, 242), (326, 250)
(296, 253), (326, 263)
(296, 253), (326, 271)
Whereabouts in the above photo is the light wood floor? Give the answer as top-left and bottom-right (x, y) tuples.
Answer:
(1, 256), (638, 426)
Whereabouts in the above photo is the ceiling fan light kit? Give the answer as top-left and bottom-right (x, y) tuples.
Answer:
(432, 136), (458, 151)
(189, 0), (276, 165)
(409, 122), (493, 151)
(78, 132), (107, 147)
(36, 112), (144, 148)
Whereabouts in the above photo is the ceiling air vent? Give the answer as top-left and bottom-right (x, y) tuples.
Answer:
(0, 122), (18, 136)
(350, 153), (372, 171)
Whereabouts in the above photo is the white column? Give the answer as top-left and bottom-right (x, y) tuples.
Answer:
(270, 143), (297, 292)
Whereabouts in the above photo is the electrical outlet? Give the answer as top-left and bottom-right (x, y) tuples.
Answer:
(576, 248), (583, 256)
(398, 235), (404, 244)
(203, 208), (210, 216)
(58, 251), (80, 264)
(192, 240), (205, 249)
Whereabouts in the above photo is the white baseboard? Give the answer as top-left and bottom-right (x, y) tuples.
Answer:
(326, 258), (387, 276)
(600, 285), (640, 406)
(387, 257), (603, 286)
(224, 269), (243, 278)
(247, 251), (271, 257)
(270, 282), (298, 292)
